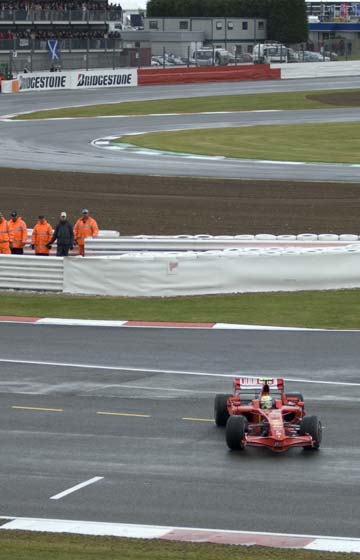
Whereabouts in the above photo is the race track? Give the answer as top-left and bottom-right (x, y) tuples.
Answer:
(1, 76), (360, 538)
(0, 323), (359, 537)
(1, 76), (360, 181)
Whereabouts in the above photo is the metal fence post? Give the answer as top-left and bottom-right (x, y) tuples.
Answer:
(86, 37), (89, 70)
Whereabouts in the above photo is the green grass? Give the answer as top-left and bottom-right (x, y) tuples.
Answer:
(12, 88), (359, 120)
(117, 122), (360, 164)
(0, 531), (358, 560)
(2, 289), (360, 329)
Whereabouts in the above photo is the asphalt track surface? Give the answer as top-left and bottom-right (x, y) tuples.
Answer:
(1, 76), (360, 181)
(1, 76), (360, 538)
(0, 323), (359, 537)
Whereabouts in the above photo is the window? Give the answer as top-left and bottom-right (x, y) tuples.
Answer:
(216, 21), (223, 30)
(242, 21), (248, 30)
(179, 20), (188, 30)
(258, 21), (264, 30)
(227, 21), (234, 30)
(149, 20), (158, 29)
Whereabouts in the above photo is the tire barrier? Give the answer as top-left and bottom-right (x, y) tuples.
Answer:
(84, 233), (360, 256)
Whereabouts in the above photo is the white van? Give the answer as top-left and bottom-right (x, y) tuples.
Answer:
(192, 47), (232, 66)
(253, 43), (288, 63)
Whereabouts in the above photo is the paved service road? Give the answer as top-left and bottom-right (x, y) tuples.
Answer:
(1, 77), (360, 181)
(0, 323), (359, 536)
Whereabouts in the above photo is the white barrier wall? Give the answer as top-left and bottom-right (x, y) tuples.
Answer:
(63, 247), (360, 297)
(17, 69), (138, 92)
(274, 60), (360, 79)
(2, 245), (360, 296)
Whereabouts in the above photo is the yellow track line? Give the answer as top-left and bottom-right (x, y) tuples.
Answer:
(182, 417), (213, 423)
(12, 406), (63, 412)
(96, 411), (151, 418)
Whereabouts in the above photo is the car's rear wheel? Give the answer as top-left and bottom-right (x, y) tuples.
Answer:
(225, 415), (247, 450)
(299, 415), (322, 449)
(214, 394), (231, 427)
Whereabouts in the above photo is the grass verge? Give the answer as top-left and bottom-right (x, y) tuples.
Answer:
(117, 122), (360, 164)
(0, 531), (358, 560)
(12, 89), (358, 120)
(1, 289), (360, 329)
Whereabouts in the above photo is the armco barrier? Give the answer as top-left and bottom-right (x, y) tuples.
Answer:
(84, 233), (360, 256)
(0, 255), (63, 291)
(63, 246), (360, 297)
(138, 64), (280, 86)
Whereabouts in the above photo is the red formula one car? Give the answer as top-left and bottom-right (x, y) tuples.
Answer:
(214, 377), (322, 453)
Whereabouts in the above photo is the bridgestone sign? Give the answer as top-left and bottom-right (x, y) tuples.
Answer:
(76, 72), (134, 87)
(19, 75), (68, 90)
(17, 69), (138, 91)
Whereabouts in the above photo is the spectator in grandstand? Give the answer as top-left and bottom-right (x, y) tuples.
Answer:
(8, 210), (27, 255)
(0, 211), (11, 255)
(31, 215), (53, 256)
(74, 208), (99, 256)
(48, 211), (74, 256)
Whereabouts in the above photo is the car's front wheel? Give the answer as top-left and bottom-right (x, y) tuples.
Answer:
(300, 415), (322, 449)
(225, 415), (247, 450)
(214, 394), (231, 427)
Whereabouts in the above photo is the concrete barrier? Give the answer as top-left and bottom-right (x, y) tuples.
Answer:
(138, 65), (280, 86)
(274, 60), (360, 79)
(1, 79), (19, 94)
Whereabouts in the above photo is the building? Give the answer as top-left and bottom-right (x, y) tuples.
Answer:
(306, 0), (360, 53)
(139, 16), (267, 56)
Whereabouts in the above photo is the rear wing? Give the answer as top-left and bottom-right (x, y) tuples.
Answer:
(233, 377), (284, 392)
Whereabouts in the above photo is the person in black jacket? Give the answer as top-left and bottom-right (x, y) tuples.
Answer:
(48, 211), (74, 256)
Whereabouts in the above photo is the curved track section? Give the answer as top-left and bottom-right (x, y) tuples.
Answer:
(1, 77), (360, 181)
(0, 323), (359, 537)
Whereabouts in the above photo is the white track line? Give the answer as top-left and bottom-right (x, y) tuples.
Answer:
(50, 477), (103, 500)
(0, 358), (359, 386)
(0, 516), (359, 552)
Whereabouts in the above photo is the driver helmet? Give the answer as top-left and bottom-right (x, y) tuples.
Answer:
(260, 394), (272, 409)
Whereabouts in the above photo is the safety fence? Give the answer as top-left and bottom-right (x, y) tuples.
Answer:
(84, 233), (360, 256)
(2, 243), (360, 296)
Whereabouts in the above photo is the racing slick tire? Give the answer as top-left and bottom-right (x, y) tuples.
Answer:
(287, 392), (304, 403)
(299, 415), (322, 450)
(225, 415), (247, 451)
(214, 394), (231, 427)
(285, 392), (304, 421)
